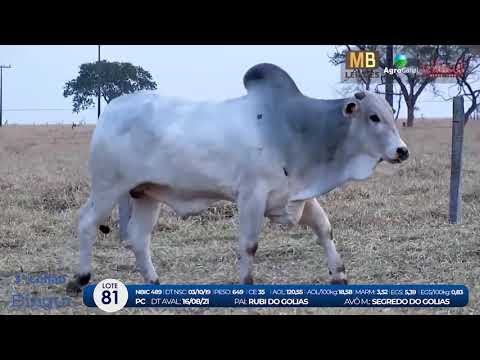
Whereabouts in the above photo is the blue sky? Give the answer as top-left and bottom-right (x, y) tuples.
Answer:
(0, 45), (455, 124)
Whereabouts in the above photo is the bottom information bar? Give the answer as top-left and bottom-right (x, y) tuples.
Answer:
(83, 281), (468, 311)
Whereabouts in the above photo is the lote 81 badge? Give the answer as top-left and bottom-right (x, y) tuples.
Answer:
(93, 279), (129, 312)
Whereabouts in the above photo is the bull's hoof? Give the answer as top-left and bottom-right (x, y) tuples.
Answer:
(66, 280), (83, 297)
(330, 278), (348, 285)
(66, 273), (91, 297)
(241, 275), (254, 285)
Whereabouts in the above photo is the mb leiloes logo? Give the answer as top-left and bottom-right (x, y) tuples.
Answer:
(342, 51), (382, 82)
(346, 51), (379, 69)
(394, 54), (408, 69)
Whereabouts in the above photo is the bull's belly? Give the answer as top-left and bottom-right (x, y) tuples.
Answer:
(129, 182), (305, 225)
(129, 183), (233, 218)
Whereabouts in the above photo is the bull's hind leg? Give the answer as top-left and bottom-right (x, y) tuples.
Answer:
(237, 187), (268, 285)
(124, 197), (160, 283)
(66, 191), (120, 295)
(299, 198), (348, 285)
(118, 194), (132, 242)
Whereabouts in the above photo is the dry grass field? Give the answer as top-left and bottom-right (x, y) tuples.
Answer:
(0, 120), (479, 315)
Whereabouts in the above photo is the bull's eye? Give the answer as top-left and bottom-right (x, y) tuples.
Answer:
(370, 114), (380, 123)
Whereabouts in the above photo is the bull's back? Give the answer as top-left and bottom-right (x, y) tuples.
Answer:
(91, 92), (267, 196)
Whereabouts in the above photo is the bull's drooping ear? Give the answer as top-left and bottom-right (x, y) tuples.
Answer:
(343, 99), (360, 118)
(354, 91), (367, 100)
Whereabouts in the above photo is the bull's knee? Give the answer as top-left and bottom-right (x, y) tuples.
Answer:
(240, 241), (258, 262)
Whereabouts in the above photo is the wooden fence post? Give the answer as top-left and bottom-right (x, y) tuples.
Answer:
(449, 96), (465, 224)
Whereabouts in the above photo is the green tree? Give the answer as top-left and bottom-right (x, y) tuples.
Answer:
(63, 60), (157, 113)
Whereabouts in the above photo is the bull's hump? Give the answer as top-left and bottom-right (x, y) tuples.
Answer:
(243, 63), (301, 95)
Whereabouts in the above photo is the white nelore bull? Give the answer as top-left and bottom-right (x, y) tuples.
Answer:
(67, 63), (409, 294)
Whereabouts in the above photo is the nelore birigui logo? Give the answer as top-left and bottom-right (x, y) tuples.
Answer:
(341, 50), (464, 84)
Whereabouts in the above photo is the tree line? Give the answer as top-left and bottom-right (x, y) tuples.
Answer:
(64, 46), (480, 127)
(330, 45), (479, 127)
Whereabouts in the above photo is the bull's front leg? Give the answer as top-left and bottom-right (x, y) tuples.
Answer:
(237, 186), (268, 285)
(299, 198), (348, 284)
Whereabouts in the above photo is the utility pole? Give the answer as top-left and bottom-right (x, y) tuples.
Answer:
(385, 45), (394, 110)
(97, 45), (101, 119)
(0, 64), (12, 127)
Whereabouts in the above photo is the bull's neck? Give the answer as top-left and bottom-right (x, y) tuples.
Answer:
(282, 97), (378, 201)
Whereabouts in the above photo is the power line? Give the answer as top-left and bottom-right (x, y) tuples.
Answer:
(0, 64), (13, 127)
(2, 108), (73, 111)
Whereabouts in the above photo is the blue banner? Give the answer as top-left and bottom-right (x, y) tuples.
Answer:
(83, 283), (468, 309)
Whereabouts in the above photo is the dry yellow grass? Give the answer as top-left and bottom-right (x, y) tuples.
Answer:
(0, 121), (479, 315)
